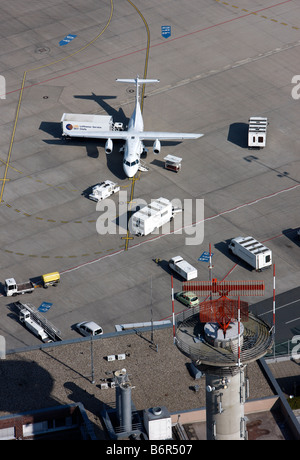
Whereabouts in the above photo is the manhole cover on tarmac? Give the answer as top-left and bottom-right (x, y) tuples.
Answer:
(35, 46), (50, 54)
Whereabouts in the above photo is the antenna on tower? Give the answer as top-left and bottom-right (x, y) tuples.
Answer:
(171, 275), (176, 344)
(172, 248), (274, 440)
(184, 277), (264, 338)
(208, 242), (213, 301)
(271, 263), (276, 358)
(237, 296), (241, 368)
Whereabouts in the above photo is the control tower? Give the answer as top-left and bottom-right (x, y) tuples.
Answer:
(173, 276), (274, 440)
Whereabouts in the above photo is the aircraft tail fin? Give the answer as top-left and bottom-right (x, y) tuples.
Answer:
(116, 76), (159, 108)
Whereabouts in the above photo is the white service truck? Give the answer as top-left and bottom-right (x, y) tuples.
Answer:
(130, 197), (181, 236)
(228, 236), (272, 271)
(89, 180), (120, 202)
(15, 301), (62, 343)
(168, 256), (198, 280)
(248, 117), (268, 148)
(61, 113), (123, 139)
(4, 278), (35, 296)
(19, 309), (51, 342)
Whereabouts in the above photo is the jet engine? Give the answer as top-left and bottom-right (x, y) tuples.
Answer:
(153, 139), (161, 155)
(105, 138), (113, 154)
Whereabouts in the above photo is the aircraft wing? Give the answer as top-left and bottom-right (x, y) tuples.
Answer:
(66, 130), (203, 141)
(65, 131), (131, 140)
(140, 132), (204, 141)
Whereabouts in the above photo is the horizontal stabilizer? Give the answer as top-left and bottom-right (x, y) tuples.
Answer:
(141, 132), (204, 141)
(116, 77), (159, 84)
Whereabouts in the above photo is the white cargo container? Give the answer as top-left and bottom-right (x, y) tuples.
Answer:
(248, 117), (268, 148)
(228, 236), (272, 271)
(130, 197), (176, 236)
(168, 255), (198, 280)
(61, 113), (123, 137)
(89, 180), (120, 201)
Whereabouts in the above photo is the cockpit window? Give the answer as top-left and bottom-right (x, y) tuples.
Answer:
(124, 159), (139, 166)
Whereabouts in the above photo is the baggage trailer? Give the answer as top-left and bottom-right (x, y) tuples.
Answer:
(169, 256), (198, 280)
(130, 197), (181, 236)
(248, 117), (268, 148)
(228, 236), (272, 271)
(4, 278), (35, 296)
(42, 272), (60, 288)
(61, 113), (123, 138)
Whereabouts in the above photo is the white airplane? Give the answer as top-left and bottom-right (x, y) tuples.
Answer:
(76, 76), (203, 178)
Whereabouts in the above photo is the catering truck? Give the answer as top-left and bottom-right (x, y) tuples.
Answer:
(168, 256), (198, 280)
(130, 197), (181, 236)
(4, 278), (35, 296)
(228, 236), (272, 271)
(61, 113), (123, 138)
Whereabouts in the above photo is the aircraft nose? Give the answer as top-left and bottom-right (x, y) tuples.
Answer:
(123, 164), (133, 178)
(123, 164), (139, 178)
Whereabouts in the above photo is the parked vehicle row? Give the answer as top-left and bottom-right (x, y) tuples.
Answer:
(4, 274), (103, 342)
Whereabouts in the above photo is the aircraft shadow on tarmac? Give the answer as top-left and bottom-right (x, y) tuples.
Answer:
(74, 93), (128, 125)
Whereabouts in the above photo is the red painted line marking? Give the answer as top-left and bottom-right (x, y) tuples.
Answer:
(61, 182), (300, 275)
(4, 0), (292, 97)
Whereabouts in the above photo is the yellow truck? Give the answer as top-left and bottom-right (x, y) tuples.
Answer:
(42, 272), (60, 288)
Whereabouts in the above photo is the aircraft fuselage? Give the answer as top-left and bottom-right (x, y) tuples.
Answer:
(121, 84), (145, 177)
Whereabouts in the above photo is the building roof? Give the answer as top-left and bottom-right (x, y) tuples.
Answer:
(0, 327), (298, 440)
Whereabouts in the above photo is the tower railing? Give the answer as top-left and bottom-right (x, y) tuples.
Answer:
(175, 307), (273, 367)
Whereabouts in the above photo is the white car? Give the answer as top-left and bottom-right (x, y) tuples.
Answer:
(76, 321), (103, 337)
